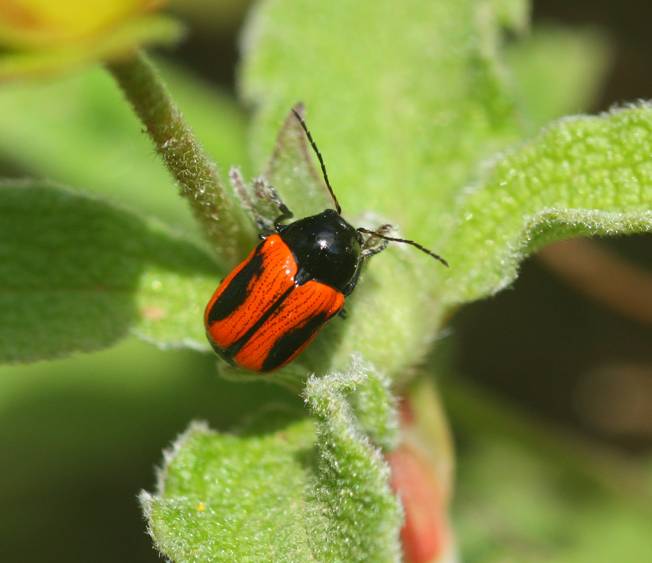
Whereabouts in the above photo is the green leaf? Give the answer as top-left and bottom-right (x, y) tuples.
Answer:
(506, 25), (612, 132)
(440, 104), (652, 305)
(0, 62), (248, 232)
(0, 180), (218, 363)
(144, 363), (401, 562)
(242, 0), (524, 238)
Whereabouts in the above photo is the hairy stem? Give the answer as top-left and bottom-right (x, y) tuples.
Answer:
(106, 51), (253, 265)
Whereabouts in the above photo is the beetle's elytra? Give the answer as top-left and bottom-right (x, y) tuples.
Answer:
(204, 108), (447, 373)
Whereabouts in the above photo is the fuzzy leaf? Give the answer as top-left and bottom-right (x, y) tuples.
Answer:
(143, 364), (401, 562)
(0, 63), (247, 231)
(241, 0), (524, 239)
(440, 104), (652, 305)
(0, 181), (218, 363)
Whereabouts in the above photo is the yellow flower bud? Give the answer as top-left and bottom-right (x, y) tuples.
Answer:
(0, 0), (180, 79)
(0, 0), (163, 47)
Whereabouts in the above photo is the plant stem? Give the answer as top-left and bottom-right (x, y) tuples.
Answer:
(106, 51), (253, 265)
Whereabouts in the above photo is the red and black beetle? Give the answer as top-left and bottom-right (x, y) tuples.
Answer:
(204, 109), (447, 372)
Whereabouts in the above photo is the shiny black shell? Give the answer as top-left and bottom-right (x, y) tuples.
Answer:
(278, 209), (362, 294)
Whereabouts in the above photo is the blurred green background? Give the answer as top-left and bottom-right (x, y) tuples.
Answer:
(1, 1), (650, 561)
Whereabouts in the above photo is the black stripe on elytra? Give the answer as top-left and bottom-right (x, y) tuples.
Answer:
(206, 331), (236, 366)
(261, 312), (330, 372)
(207, 247), (264, 325)
(225, 285), (295, 359)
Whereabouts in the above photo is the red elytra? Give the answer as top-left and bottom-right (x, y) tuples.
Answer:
(204, 233), (344, 372)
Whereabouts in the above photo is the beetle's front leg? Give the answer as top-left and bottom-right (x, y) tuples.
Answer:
(229, 167), (274, 233)
(252, 176), (294, 231)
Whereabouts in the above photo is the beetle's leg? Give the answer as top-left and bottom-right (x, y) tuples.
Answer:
(340, 249), (378, 296)
(253, 176), (294, 230)
(229, 167), (273, 233)
(340, 225), (394, 296)
(341, 264), (362, 296)
(273, 204), (294, 230)
(361, 238), (389, 259)
(360, 223), (392, 258)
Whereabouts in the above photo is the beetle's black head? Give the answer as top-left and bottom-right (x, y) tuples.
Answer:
(279, 209), (362, 292)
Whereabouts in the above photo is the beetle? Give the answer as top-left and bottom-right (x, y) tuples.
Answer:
(204, 109), (448, 372)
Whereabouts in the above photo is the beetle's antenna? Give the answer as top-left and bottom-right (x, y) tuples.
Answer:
(291, 108), (342, 215)
(357, 227), (449, 267)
